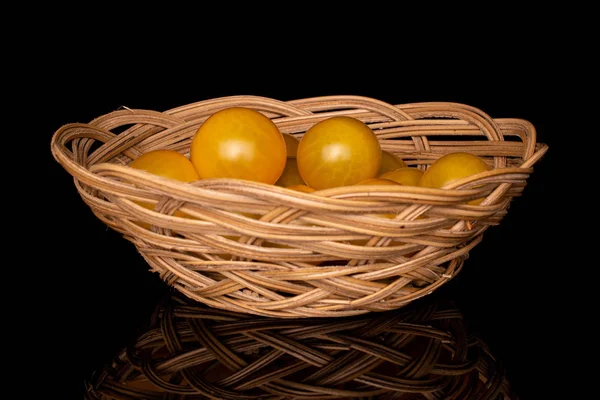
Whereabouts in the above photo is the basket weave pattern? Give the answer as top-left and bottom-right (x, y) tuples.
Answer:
(84, 293), (516, 399)
(52, 95), (547, 318)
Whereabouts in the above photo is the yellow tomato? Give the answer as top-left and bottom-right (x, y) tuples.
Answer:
(354, 177), (400, 218)
(130, 149), (200, 182)
(282, 133), (300, 158)
(129, 150), (200, 227)
(378, 150), (407, 175)
(297, 116), (381, 190)
(190, 107), (287, 184)
(275, 158), (306, 187)
(354, 177), (399, 186)
(418, 152), (490, 205)
(285, 184), (316, 193)
(380, 167), (424, 186)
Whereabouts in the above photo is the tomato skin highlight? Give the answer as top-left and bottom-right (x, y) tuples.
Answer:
(190, 107), (287, 184)
(297, 116), (382, 190)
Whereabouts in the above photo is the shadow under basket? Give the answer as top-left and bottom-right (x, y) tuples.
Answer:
(52, 95), (548, 318)
(84, 292), (518, 399)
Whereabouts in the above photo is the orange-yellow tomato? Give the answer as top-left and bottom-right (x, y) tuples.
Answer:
(285, 184), (316, 193)
(378, 150), (407, 176)
(297, 116), (381, 190)
(130, 149), (200, 183)
(350, 177), (403, 246)
(190, 107), (287, 184)
(354, 177), (400, 186)
(380, 167), (424, 186)
(275, 158), (306, 187)
(282, 133), (300, 158)
(354, 177), (401, 218)
(129, 150), (200, 227)
(418, 152), (490, 205)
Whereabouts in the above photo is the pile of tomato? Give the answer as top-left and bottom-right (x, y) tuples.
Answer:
(130, 106), (490, 205)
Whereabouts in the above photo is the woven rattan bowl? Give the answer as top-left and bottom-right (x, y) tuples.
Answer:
(83, 291), (517, 399)
(52, 95), (547, 318)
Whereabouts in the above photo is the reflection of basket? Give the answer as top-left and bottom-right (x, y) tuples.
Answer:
(52, 95), (548, 318)
(83, 292), (518, 399)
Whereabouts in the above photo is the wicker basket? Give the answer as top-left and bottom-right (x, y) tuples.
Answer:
(83, 290), (518, 399)
(51, 95), (548, 318)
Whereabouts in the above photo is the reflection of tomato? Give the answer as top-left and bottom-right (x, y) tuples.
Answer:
(378, 150), (407, 175)
(190, 107), (287, 184)
(129, 150), (200, 228)
(297, 116), (381, 190)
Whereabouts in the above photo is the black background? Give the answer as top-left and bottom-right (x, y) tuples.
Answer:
(42, 46), (564, 399)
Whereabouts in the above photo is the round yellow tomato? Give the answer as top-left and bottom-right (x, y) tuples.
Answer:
(297, 116), (381, 190)
(282, 133), (300, 158)
(285, 184), (316, 193)
(190, 107), (287, 184)
(275, 158), (306, 187)
(129, 149), (200, 227)
(380, 167), (424, 186)
(418, 152), (490, 204)
(130, 149), (200, 182)
(354, 177), (400, 218)
(378, 150), (407, 176)
(354, 177), (399, 186)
